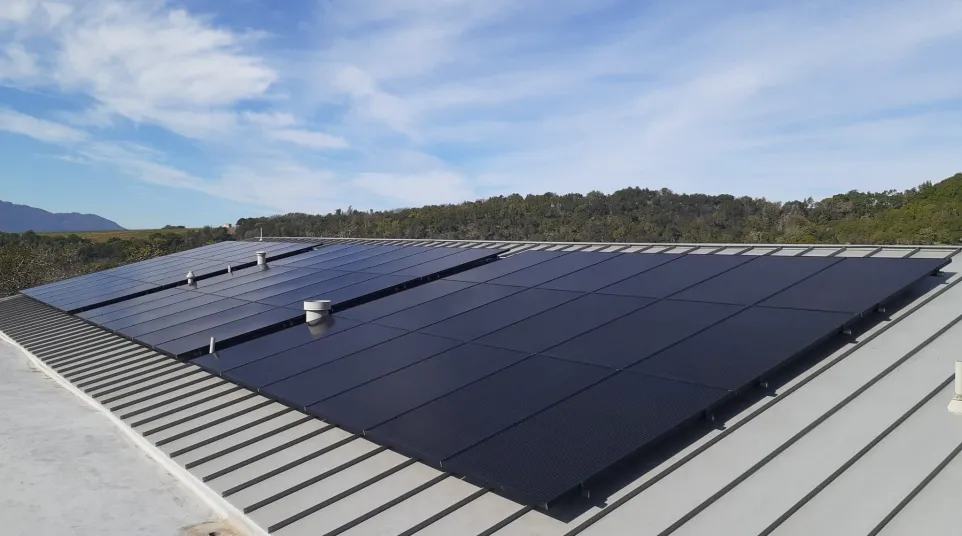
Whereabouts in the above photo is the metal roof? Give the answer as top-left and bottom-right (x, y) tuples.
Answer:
(2, 239), (962, 535)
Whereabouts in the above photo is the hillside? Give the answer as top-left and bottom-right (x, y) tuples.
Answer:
(39, 228), (197, 243)
(235, 173), (962, 246)
(0, 200), (124, 233)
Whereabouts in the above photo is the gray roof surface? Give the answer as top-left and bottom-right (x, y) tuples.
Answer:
(2, 238), (961, 535)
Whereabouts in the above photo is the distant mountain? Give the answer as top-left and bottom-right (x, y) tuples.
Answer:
(0, 200), (124, 233)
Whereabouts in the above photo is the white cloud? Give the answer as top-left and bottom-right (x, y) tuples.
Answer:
(267, 128), (349, 150)
(241, 111), (297, 128)
(0, 0), (40, 24)
(1, 1), (278, 139)
(2, 0), (962, 227)
(334, 65), (415, 135)
(0, 108), (87, 142)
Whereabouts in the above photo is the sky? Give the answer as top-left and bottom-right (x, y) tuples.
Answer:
(0, 0), (960, 229)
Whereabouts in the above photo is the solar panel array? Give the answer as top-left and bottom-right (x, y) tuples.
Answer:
(21, 241), (312, 313)
(193, 250), (948, 505)
(73, 244), (502, 358)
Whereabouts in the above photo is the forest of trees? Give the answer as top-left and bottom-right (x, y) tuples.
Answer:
(0, 227), (231, 296)
(236, 174), (962, 246)
(3, 173), (961, 295)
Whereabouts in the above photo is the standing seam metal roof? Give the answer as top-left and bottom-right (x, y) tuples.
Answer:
(1, 239), (961, 535)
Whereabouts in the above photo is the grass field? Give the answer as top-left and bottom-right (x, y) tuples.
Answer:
(39, 228), (199, 242)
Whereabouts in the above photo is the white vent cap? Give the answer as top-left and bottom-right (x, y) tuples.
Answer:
(304, 300), (332, 323)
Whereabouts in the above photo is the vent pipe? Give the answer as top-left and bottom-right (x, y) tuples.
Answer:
(186, 270), (195, 286)
(227, 264), (232, 275)
(304, 300), (332, 323)
(209, 336), (216, 354)
(948, 361), (962, 415)
(256, 251), (267, 266)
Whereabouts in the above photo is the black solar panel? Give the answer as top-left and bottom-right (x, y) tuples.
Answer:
(629, 306), (853, 389)
(366, 356), (612, 462)
(261, 331), (462, 408)
(21, 243), (951, 507)
(21, 241), (313, 312)
(60, 244), (502, 357)
(542, 299), (744, 369)
(444, 372), (729, 505)
(201, 249), (947, 506)
(309, 343), (528, 431)
(758, 257), (948, 313)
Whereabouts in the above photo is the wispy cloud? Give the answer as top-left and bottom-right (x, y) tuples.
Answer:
(267, 128), (349, 150)
(0, 0), (960, 227)
(0, 107), (87, 142)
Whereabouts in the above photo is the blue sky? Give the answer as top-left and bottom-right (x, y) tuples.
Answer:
(1, 0), (960, 229)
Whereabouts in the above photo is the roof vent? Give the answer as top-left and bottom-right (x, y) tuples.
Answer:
(304, 299), (332, 323)
(949, 361), (962, 415)
(186, 270), (195, 286)
(256, 251), (267, 266)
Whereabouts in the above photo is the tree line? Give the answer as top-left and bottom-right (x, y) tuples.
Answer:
(3, 173), (961, 295)
(236, 174), (962, 245)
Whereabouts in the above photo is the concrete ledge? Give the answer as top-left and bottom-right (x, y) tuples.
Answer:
(0, 330), (267, 536)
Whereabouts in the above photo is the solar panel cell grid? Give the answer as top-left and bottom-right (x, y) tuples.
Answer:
(444, 372), (729, 504)
(115, 297), (244, 338)
(21, 241), (313, 312)
(156, 307), (301, 358)
(536, 253), (681, 292)
(193, 315), (362, 373)
(224, 322), (408, 388)
(307, 343), (529, 432)
(474, 293), (655, 354)
(485, 251), (616, 288)
(136, 301), (276, 346)
(596, 254), (755, 299)
(759, 257), (948, 313)
(628, 306), (853, 389)
(335, 279), (476, 323)
(371, 283), (522, 331)
(64, 244), (501, 356)
(542, 299), (744, 369)
(367, 355), (612, 462)
(260, 331), (463, 408)
(99, 293), (224, 331)
(418, 287), (582, 342)
(442, 250), (565, 283)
